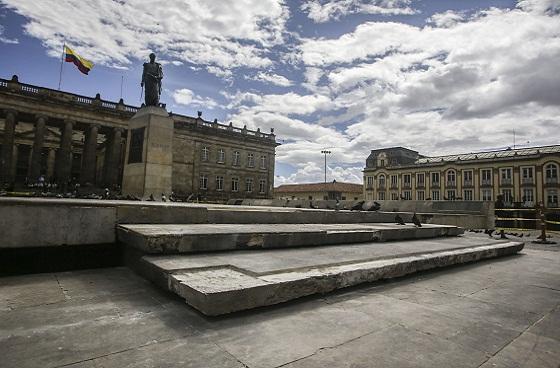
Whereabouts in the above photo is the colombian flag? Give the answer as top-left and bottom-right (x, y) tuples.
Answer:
(64, 46), (93, 75)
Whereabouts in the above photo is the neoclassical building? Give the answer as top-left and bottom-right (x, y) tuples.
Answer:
(363, 146), (560, 208)
(0, 75), (278, 200)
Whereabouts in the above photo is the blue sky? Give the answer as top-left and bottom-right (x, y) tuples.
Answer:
(1, 0), (559, 184)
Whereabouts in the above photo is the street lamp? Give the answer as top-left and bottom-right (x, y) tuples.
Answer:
(321, 150), (331, 183)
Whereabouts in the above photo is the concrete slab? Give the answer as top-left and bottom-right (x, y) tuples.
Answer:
(1, 246), (559, 368)
(165, 241), (523, 315)
(118, 223), (463, 254)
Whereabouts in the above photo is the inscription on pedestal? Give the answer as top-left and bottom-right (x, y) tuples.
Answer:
(128, 127), (145, 164)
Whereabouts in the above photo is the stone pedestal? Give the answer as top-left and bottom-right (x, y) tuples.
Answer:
(122, 106), (173, 199)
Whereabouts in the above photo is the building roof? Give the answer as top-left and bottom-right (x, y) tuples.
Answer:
(415, 145), (560, 165)
(275, 181), (363, 193)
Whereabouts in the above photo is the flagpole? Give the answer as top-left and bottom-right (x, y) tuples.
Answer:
(120, 75), (124, 99)
(58, 40), (65, 90)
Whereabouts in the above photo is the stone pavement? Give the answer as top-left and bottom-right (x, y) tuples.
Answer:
(1, 243), (559, 368)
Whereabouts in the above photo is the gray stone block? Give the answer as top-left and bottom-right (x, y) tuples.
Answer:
(166, 241), (524, 315)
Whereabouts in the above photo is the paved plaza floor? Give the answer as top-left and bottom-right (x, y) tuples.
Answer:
(1, 242), (559, 368)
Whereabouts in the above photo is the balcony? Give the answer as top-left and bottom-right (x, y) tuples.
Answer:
(500, 178), (512, 186)
(545, 177), (558, 185)
(445, 181), (457, 188)
(463, 180), (473, 188)
(366, 185), (374, 190)
(402, 183), (411, 189)
(481, 179), (492, 187)
(521, 178), (534, 186)
(378, 183), (386, 190)
(430, 182), (440, 188)
(416, 182), (425, 189)
(390, 183), (398, 189)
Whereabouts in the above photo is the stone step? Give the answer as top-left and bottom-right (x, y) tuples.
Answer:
(118, 223), (464, 254)
(133, 238), (524, 316)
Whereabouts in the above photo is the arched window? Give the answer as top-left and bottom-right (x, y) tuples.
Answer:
(378, 174), (386, 187)
(446, 170), (456, 185)
(545, 163), (558, 183)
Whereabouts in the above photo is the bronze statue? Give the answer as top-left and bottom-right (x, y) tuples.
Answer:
(141, 53), (163, 106)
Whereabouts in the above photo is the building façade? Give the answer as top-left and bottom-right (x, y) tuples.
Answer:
(0, 75), (279, 201)
(363, 146), (560, 208)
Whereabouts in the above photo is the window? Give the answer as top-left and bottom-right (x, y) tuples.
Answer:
(246, 178), (253, 192)
(522, 167), (533, 183)
(446, 170), (456, 186)
(464, 189), (473, 201)
(500, 168), (512, 185)
(217, 149), (225, 163)
(309, 195), (313, 200)
(403, 174), (411, 188)
(378, 175), (386, 188)
(547, 189), (558, 207)
(366, 176), (374, 188)
(199, 175), (208, 190)
(417, 191), (425, 200)
(232, 151), (240, 166)
(481, 189), (492, 201)
(501, 189), (513, 204)
(446, 190), (456, 200)
(391, 192), (399, 200)
(201, 146), (209, 161)
(390, 175), (398, 188)
(522, 188), (534, 203)
(260, 155), (267, 169)
(481, 169), (492, 185)
(216, 176), (224, 191)
(247, 153), (255, 167)
(431, 172), (440, 186)
(380, 159), (385, 167)
(416, 173), (425, 186)
(259, 179), (266, 193)
(403, 191), (411, 200)
(463, 171), (473, 186)
(231, 177), (239, 192)
(545, 164), (558, 184)
(378, 192), (385, 200)
(431, 190), (440, 200)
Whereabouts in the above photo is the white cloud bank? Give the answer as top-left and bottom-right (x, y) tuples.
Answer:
(1, 0), (289, 75)
(301, 0), (417, 23)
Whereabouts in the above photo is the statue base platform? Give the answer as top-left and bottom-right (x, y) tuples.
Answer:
(122, 106), (173, 200)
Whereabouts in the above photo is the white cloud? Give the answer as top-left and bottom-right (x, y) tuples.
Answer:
(517, 0), (560, 14)
(249, 72), (293, 87)
(275, 161), (363, 185)
(0, 24), (18, 44)
(172, 88), (218, 109)
(301, 0), (417, 23)
(1, 0), (289, 74)
(427, 10), (465, 28)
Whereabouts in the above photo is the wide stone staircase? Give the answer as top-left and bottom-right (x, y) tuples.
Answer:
(118, 206), (523, 316)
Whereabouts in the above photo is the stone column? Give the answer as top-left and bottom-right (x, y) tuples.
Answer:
(28, 115), (48, 182)
(1, 110), (17, 183)
(47, 148), (56, 180)
(103, 127), (123, 187)
(56, 119), (74, 185)
(81, 124), (99, 185)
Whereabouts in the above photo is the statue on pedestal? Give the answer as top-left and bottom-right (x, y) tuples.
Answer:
(141, 53), (163, 107)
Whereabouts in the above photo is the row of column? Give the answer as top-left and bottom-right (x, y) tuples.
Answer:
(1, 110), (124, 187)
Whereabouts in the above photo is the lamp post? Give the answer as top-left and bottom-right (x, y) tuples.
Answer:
(321, 150), (331, 183)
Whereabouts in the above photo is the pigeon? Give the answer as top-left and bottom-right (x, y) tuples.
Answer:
(519, 233), (524, 238)
(147, 194), (155, 201)
(395, 214), (406, 225)
(351, 201), (365, 211)
(412, 212), (422, 227)
(365, 201), (381, 211)
(161, 193), (167, 202)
